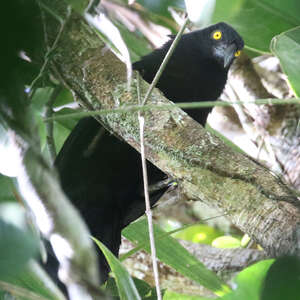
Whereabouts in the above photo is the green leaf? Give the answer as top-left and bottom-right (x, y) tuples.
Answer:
(220, 259), (274, 300)
(106, 277), (156, 299)
(212, 0), (299, 53)
(163, 290), (212, 300)
(3, 262), (66, 300)
(211, 236), (241, 249)
(54, 108), (81, 132)
(260, 0), (300, 24)
(93, 238), (141, 300)
(117, 22), (153, 62)
(0, 175), (15, 203)
(31, 87), (53, 112)
(271, 26), (300, 97)
(260, 256), (300, 300)
(53, 88), (74, 108)
(52, 108), (81, 153)
(172, 224), (223, 244)
(122, 218), (230, 296)
(0, 219), (39, 280)
(65, 0), (89, 14)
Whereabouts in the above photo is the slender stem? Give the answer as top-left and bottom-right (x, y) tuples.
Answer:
(137, 72), (162, 299)
(45, 98), (300, 121)
(45, 85), (62, 163)
(29, 5), (71, 98)
(138, 114), (162, 300)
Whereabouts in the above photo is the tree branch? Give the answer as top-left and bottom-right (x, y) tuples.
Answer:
(44, 3), (300, 259)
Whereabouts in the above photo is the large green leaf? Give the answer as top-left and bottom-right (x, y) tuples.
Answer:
(220, 259), (274, 300)
(212, 0), (299, 53)
(260, 256), (300, 300)
(271, 26), (300, 97)
(163, 290), (212, 300)
(261, 0), (300, 23)
(122, 218), (229, 296)
(94, 239), (141, 300)
(0, 219), (39, 280)
(2, 262), (66, 300)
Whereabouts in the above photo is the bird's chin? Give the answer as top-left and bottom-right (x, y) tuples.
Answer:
(214, 43), (237, 69)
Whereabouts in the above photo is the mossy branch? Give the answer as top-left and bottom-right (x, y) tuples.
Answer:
(44, 2), (300, 258)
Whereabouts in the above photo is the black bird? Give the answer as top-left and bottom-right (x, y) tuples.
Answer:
(50, 22), (244, 289)
(54, 117), (167, 285)
(133, 22), (244, 124)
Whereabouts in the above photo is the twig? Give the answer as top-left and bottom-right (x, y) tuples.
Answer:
(45, 85), (62, 163)
(29, 4), (71, 98)
(45, 98), (300, 121)
(136, 16), (192, 294)
(137, 73), (162, 299)
(138, 114), (162, 299)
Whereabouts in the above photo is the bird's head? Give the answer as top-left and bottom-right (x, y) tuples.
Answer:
(197, 22), (244, 69)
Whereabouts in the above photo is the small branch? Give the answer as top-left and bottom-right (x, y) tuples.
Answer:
(29, 4), (71, 98)
(137, 73), (162, 299)
(45, 85), (62, 163)
(179, 241), (268, 272)
(138, 114), (162, 300)
(46, 3), (300, 268)
(45, 98), (300, 121)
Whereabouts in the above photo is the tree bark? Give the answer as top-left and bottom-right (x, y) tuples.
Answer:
(43, 2), (300, 258)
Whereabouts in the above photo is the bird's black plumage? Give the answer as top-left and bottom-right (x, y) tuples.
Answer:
(133, 22), (244, 124)
(47, 22), (244, 290)
(54, 117), (166, 284)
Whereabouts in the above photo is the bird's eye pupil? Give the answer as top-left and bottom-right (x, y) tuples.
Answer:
(213, 31), (222, 40)
(235, 50), (241, 57)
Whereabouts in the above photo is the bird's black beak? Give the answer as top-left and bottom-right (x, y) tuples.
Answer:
(223, 43), (237, 68)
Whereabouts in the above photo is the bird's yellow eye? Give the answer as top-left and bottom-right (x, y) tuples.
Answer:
(212, 31), (222, 40)
(235, 50), (241, 57)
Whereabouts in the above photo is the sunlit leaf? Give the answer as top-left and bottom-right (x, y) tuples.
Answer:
(271, 26), (300, 97)
(211, 236), (241, 249)
(172, 224), (223, 244)
(260, 256), (300, 300)
(212, 0), (299, 53)
(220, 259), (274, 300)
(163, 290), (212, 300)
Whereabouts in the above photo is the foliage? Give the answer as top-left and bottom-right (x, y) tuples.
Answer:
(0, 0), (300, 299)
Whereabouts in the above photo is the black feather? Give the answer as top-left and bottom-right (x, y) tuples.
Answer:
(46, 22), (243, 290)
(133, 22), (244, 124)
(54, 117), (166, 284)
